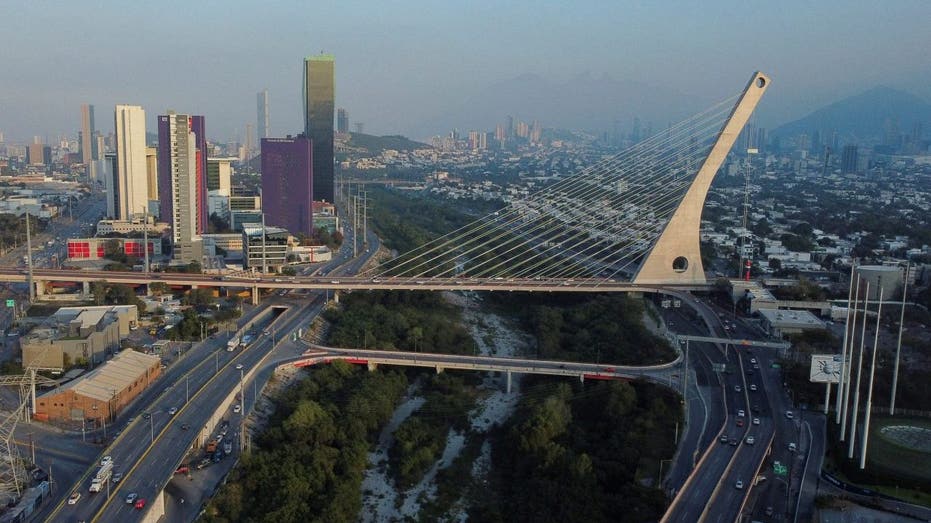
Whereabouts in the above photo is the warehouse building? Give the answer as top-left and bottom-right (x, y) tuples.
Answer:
(34, 349), (161, 423)
(20, 305), (138, 369)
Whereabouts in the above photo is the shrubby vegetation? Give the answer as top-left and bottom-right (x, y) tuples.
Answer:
(202, 362), (408, 522)
(473, 378), (680, 522)
(324, 290), (476, 355)
(490, 293), (676, 365)
(389, 372), (479, 489)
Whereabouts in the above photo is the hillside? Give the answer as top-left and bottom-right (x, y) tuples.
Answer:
(346, 132), (429, 153)
(772, 86), (931, 142)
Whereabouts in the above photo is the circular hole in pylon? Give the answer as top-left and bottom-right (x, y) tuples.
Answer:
(756, 77), (765, 88)
(672, 256), (688, 273)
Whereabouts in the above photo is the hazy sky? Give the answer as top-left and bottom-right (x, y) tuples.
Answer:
(1, 0), (928, 143)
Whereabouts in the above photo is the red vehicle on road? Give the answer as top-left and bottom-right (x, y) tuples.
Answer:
(134, 498), (147, 509)
(174, 466), (189, 475)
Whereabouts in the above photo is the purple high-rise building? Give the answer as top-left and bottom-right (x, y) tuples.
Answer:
(261, 136), (313, 236)
(158, 114), (207, 234)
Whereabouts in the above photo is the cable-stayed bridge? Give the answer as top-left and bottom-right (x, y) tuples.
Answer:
(3, 72), (769, 299)
(368, 71), (769, 286)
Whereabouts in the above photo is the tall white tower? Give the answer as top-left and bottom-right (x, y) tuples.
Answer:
(113, 105), (148, 221)
(257, 89), (269, 140)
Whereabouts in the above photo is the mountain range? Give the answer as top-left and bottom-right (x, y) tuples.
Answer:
(771, 86), (931, 143)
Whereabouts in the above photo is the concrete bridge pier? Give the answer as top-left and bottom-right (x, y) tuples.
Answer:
(82, 280), (91, 298)
(579, 373), (585, 384)
(251, 286), (260, 305)
(367, 362), (378, 372)
(436, 366), (444, 374)
(34, 279), (46, 297)
(506, 370), (512, 394)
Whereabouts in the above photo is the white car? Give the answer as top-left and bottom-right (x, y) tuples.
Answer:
(735, 480), (744, 490)
(749, 384), (757, 391)
(233, 404), (242, 413)
(752, 417), (760, 425)
(168, 407), (178, 415)
(785, 410), (794, 419)
(235, 363), (244, 370)
(788, 442), (797, 452)
(100, 455), (113, 466)
(737, 409), (745, 417)
(68, 491), (81, 505)
(734, 385), (742, 393)
(746, 436), (755, 445)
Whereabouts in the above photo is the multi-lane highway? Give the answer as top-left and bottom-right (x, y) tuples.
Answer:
(43, 299), (300, 522)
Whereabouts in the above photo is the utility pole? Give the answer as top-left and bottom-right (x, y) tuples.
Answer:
(362, 190), (368, 248)
(239, 369), (246, 453)
(143, 205), (150, 279)
(836, 264), (855, 423)
(861, 287), (884, 469)
(848, 281), (870, 459)
(25, 210), (34, 302)
(840, 276), (861, 442)
(352, 194), (359, 258)
(890, 264), (909, 415)
(261, 213), (268, 275)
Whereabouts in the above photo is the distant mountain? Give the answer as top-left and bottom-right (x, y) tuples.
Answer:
(410, 72), (706, 139)
(345, 133), (428, 153)
(772, 86), (931, 142)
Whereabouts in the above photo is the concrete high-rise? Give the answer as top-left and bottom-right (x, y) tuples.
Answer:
(303, 54), (334, 202)
(841, 145), (858, 174)
(261, 137), (313, 236)
(80, 104), (96, 176)
(145, 147), (158, 201)
(257, 89), (269, 141)
(207, 157), (233, 195)
(337, 108), (349, 134)
(113, 105), (148, 221)
(157, 113), (204, 264)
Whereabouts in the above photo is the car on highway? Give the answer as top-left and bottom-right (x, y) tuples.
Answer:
(100, 455), (113, 466)
(745, 436), (755, 445)
(729, 438), (738, 447)
(235, 363), (244, 370)
(112, 472), (123, 483)
(736, 418), (744, 427)
(169, 407), (178, 415)
(785, 410), (794, 419)
(734, 385), (742, 392)
(749, 384), (757, 391)
(68, 491), (81, 505)
(737, 409), (745, 417)
(181, 423), (190, 431)
(753, 417), (760, 425)
(734, 479), (744, 490)
(750, 357), (757, 364)
(125, 492), (138, 504)
(135, 498), (147, 509)
(788, 442), (797, 452)
(233, 404), (242, 413)
(175, 465), (190, 474)
(720, 434), (728, 444)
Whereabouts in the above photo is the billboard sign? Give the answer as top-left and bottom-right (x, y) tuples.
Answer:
(810, 354), (842, 383)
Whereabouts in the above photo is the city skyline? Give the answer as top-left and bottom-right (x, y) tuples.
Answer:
(1, 1), (929, 143)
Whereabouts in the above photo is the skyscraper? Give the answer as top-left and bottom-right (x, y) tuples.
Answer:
(80, 104), (96, 176)
(841, 145), (859, 174)
(157, 113), (205, 263)
(337, 108), (349, 134)
(303, 54), (334, 202)
(113, 105), (148, 221)
(257, 89), (269, 141)
(261, 137), (313, 236)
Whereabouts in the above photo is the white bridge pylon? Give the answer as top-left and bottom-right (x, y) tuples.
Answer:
(634, 72), (770, 284)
